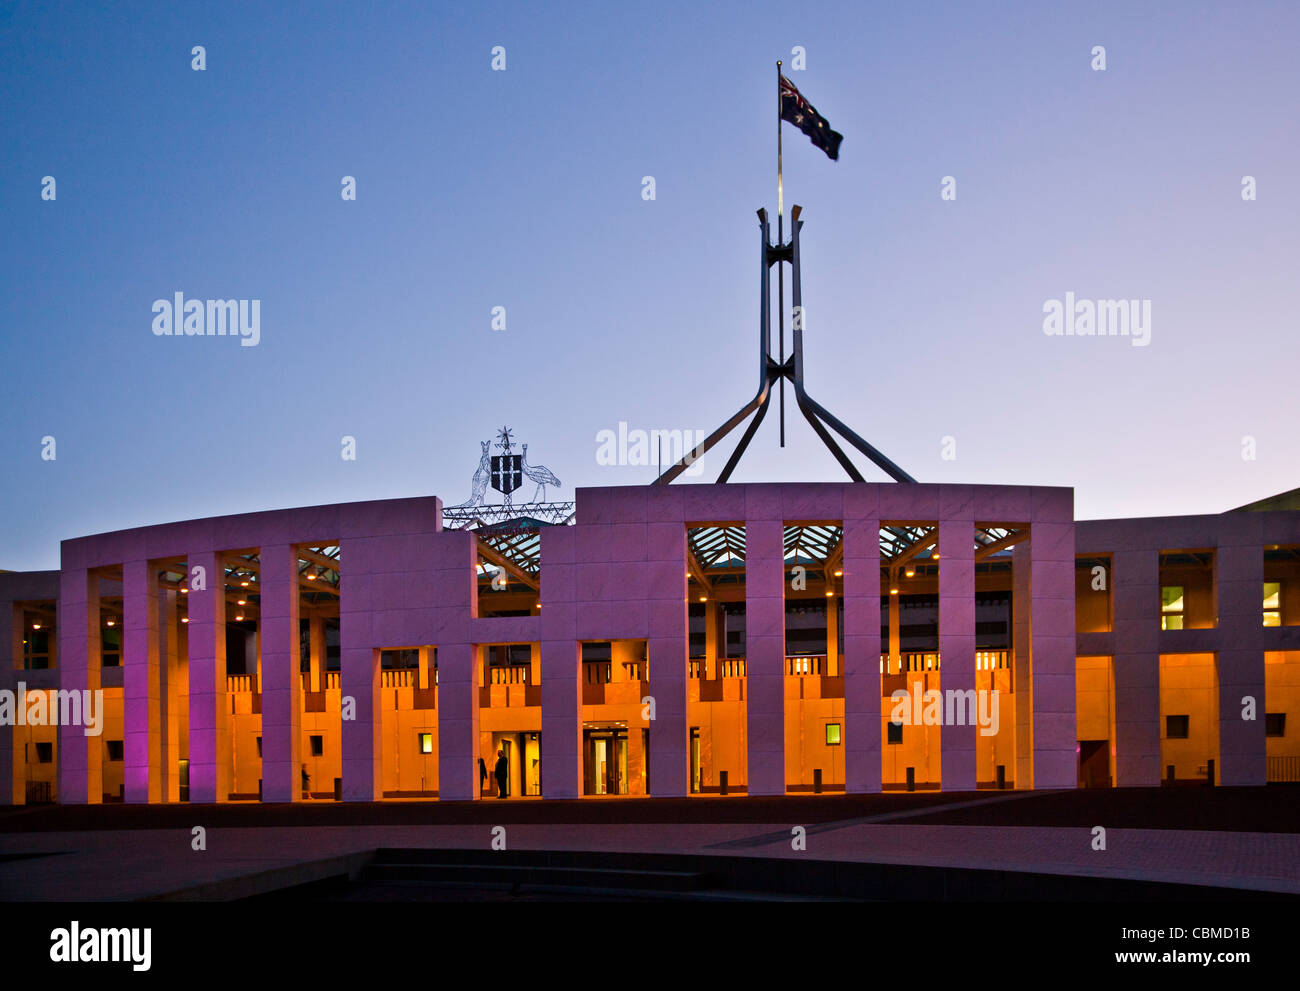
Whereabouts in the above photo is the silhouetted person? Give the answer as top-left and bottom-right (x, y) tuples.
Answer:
(301, 764), (309, 799)
(494, 749), (508, 798)
(479, 757), (488, 797)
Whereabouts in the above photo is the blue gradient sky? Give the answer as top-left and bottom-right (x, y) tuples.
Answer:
(3, 1), (1297, 570)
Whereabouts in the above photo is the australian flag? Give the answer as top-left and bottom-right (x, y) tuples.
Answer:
(780, 75), (843, 160)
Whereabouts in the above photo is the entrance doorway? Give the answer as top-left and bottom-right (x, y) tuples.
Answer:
(1078, 739), (1110, 788)
(489, 732), (542, 797)
(584, 727), (628, 795)
(690, 727), (701, 793)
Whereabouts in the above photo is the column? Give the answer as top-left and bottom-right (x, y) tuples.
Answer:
(1012, 543), (1033, 788)
(844, 515), (881, 793)
(1217, 519), (1265, 785)
(309, 617), (324, 693)
(746, 519), (785, 796)
(1, 602), (18, 804)
(418, 645), (431, 691)
(436, 642), (478, 800)
(826, 590), (839, 677)
(538, 524), (582, 798)
(187, 551), (229, 803)
(939, 518), (977, 791)
(704, 602), (718, 679)
(647, 521), (689, 796)
(58, 568), (101, 804)
(260, 544), (302, 802)
(1030, 519), (1077, 788)
(162, 587), (182, 802)
(123, 559), (162, 803)
(340, 552), (379, 801)
(1112, 548), (1160, 786)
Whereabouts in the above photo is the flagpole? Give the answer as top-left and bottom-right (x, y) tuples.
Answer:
(776, 59), (786, 448)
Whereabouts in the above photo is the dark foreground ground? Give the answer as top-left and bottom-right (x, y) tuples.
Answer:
(1, 786), (1296, 901)
(2, 784), (1297, 833)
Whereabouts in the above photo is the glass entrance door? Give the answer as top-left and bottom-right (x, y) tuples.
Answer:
(584, 728), (628, 795)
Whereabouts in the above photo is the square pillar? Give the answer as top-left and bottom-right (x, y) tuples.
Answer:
(1012, 543), (1033, 787)
(1, 602), (18, 804)
(123, 559), (162, 803)
(162, 587), (182, 802)
(260, 544), (302, 802)
(540, 525), (581, 799)
(1217, 519), (1265, 785)
(436, 642), (479, 800)
(843, 515), (881, 793)
(1112, 548), (1160, 786)
(418, 645), (432, 691)
(1030, 521), (1077, 788)
(704, 601), (718, 679)
(826, 591), (839, 677)
(540, 639), (581, 798)
(186, 551), (229, 803)
(58, 568), (101, 804)
(746, 519), (785, 796)
(648, 524), (688, 797)
(309, 617), (325, 693)
(939, 519), (977, 791)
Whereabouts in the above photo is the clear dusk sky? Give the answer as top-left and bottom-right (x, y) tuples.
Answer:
(2, 1), (1297, 570)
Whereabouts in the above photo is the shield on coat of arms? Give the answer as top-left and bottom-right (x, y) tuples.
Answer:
(490, 454), (523, 494)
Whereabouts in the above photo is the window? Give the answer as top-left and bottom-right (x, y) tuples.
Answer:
(101, 626), (121, 666)
(106, 740), (124, 761)
(380, 648), (419, 670)
(23, 626), (52, 669)
(418, 732), (433, 754)
(1160, 586), (1185, 630)
(35, 742), (53, 763)
(309, 735), (324, 757)
(256, 737), (262, 757)
(1263, 582), (1281, 627)
(1265, 713), (1286, 738)
(1165, 715), (1189, 739)
(688, 603), (706, 659)
(887, 721), (903, 745)
(825, 723), (841, 746)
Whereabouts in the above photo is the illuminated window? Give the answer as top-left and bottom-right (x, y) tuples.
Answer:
(825, 723), (841, 746)
(887, 721), (903, 745)
(309, 735), (324, 757)
(1263, 582), (1281, 627)
(418, 732), (433, 754)
(105, 740), (123, 761)
(1160, 586), (1185, 630)
(1165, 715), (1189, 739)
(1265, 713), (1286, 738)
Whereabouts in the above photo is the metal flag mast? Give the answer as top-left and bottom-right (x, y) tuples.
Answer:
(652, 62), (916, 487)
(777, 59), (785, 447)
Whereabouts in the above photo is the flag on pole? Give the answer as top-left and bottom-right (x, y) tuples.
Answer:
(779, 75), (843, 160)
